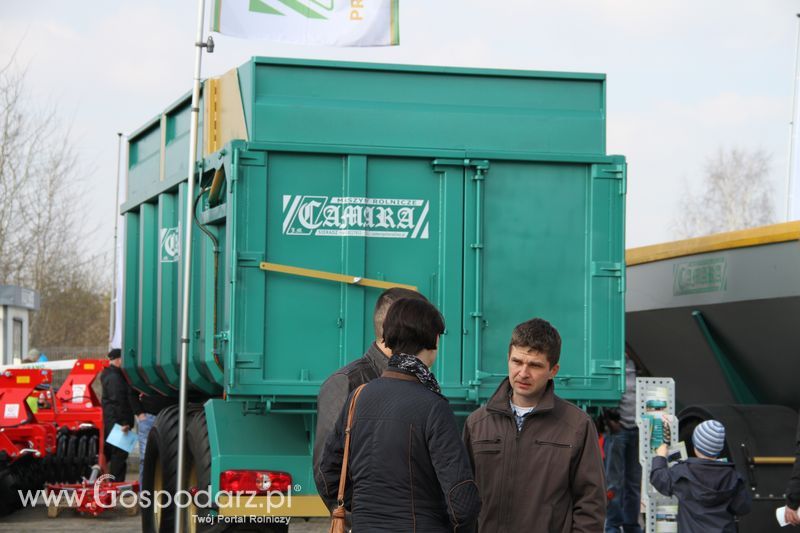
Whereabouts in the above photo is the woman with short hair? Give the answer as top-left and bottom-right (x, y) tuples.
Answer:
(317, 297), (481, 532)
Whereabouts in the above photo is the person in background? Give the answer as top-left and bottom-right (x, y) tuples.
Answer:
(22, 348), (47, 363)
(100, 348), (134, 481)
(784, 413), (800, 526)
(317, 298), (480, 532)
(603, 352), (644, 533)
(313, 287), (428, 483)
(464, 318), (606, 533)
(129, 390), (176, 483)
(650, 419), (751, 531)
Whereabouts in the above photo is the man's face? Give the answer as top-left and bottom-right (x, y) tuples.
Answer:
(507, 346), (559, 407)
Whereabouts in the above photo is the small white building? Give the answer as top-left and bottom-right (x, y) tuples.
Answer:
(0, 285), (40, 365)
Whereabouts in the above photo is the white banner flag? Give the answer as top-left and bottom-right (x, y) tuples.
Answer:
(211, 0), (399, 46)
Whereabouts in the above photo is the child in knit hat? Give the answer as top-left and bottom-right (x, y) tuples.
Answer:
(650, 419), (751, 532)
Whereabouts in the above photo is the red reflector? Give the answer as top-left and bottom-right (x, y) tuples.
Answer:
(219, 470), (292, 494)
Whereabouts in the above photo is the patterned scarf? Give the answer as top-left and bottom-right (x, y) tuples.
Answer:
(388, 353), (442, 395)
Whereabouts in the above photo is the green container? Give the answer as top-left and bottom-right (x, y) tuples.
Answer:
(122, 57), (626, 497)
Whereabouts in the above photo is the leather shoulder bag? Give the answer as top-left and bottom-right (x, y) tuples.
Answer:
(329, 383), (367, 533)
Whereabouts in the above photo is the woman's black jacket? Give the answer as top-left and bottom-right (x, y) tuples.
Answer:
(316, 369), (481, 532)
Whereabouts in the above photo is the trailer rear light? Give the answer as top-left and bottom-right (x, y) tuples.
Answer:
(219, 470), (292, 494)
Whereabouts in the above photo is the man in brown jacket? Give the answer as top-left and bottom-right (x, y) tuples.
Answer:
(464, 318), (606, 532)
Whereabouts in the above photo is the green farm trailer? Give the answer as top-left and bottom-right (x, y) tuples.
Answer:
(121, 57), (626, 530)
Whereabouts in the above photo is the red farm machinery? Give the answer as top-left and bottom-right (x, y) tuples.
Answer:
(0, 359), (108, 515)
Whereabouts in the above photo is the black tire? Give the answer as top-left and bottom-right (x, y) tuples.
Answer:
(185, 409), (288, 533)
(76, 434), (89, 479)
(65, 434), (78, 482)
(55, 432), (68, 481)
(5, 462), (24, 511)
(142, 405), (181, 533)
(87, 433), (99, 464)
(185, 409), (225, 533)
(141, 404), (203, 533)
(0, 466), (16, 516)
(30, 455), (45, 490)
(41, 453), (54, 484)
(77, 434), (88, 459)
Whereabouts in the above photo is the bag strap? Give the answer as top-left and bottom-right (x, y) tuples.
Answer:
(336, 383), (367, 509)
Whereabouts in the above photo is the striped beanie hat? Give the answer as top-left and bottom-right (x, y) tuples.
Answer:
(693, 420), (726, 457)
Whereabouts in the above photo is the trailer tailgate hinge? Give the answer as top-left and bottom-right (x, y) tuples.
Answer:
(591, 262), (622, 277)
(237, 150), (266, 167)
(592, 261), (625, 293)
(591, 162), (626, 195)
(236, 252), (263, 268)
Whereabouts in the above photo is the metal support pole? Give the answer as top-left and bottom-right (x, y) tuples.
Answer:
(109, 132), (123, 348)
(176, 1), (206, 530)
(787, 14), (800, 221)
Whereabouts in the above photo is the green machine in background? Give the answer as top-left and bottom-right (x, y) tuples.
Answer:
(122, 57), (626, 523)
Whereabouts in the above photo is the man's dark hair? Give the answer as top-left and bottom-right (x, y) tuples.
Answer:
(373, 287), (428, 340)
(509, 318), (562, 367)
(108, 348), (122, 360)
(383, 298), (445, 356)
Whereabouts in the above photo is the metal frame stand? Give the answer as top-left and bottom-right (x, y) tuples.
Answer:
(636, 377), (679, 533)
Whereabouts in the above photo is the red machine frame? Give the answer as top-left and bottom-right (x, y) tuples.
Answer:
(45, 465), (140, 517)
(0, 369), (57, 463)
(0, 359), (108, 470)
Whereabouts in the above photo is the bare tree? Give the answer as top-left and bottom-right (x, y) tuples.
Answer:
(674, 147), (776, 239)
(31, 266), (110, 347)
(0, 57), (109, 349)
(0, 61), (36, 283)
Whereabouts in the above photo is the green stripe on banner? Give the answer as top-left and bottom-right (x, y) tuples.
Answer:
(275, 0), (327, 19)
(249, 0), (284, 16)
(391, 0), (400, 45)
(213, 0), (222, 31)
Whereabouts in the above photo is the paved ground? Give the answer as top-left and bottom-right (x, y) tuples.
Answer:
(0, 467), (329, 532)
(0, 506), (330, 533)
(0, 460), (330, 532)
(0, 504), (140, 532)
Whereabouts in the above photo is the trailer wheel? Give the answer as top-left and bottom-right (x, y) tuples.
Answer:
(184, 408), (224, 533)
(185, 409), (288, 533)
(142, 405), (181, 533)
(142, 404), (203, 533)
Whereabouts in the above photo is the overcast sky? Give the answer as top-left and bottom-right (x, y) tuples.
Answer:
(2, 0), (798, 266)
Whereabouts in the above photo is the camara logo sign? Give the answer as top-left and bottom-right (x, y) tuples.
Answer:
(282, 195), (430, 239)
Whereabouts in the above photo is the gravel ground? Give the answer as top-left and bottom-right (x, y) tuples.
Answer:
(0, 506), (331, 533)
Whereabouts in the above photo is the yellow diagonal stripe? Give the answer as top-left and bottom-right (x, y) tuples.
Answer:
(260, 262), (416, 292)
